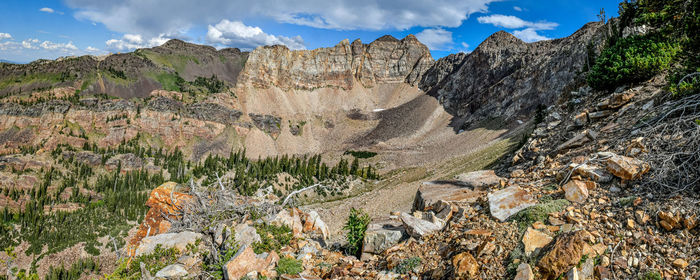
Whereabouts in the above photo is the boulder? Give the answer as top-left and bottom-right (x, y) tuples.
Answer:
(514, 263), (534, 280)
(223, 245), (279, 280)
(522, 227), (553, 256)
(452, 252), (479, 278)
(155, 264), (188, 279)
(235, 223), (262, 248)
(400, 212), (441, 239)
(606, 155), (649, 180)
(487, 186), (536, 222)
(563, 180), (590, 204)
(538, 230), (592, 279)
(135, 231), (202, 257)
(361, 219), (406, 259)
(303, 210), (330, 241)
(453, 170), (504, 189)
(413, 181), (485, 212)
(129, 182), (193, 253)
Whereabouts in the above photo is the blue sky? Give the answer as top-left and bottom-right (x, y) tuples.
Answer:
(0, 0), (619, 63)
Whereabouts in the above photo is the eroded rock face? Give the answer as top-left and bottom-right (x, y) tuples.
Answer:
(238, 35), (433, 91)
(419, 22), (608, 127)
(129, 182), (193, 253)
(413, 181), (485, 212)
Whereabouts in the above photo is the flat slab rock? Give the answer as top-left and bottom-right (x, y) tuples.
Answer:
(453, 170), (504, 189)
(135, 231), (202, 257)
(400, 212), (442, 239)
(487, 186), (536, 222)
(413, 181), (485, 211)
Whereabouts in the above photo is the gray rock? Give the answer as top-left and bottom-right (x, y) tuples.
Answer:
(400, 212), (441, 239)
(135, 231), (202, 257)
(155, 264), (188, 279)
(234, 223), (261, 248)
(361, 219), (406, 259)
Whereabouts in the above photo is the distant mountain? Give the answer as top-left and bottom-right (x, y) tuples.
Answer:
(0, 59), (20, 64)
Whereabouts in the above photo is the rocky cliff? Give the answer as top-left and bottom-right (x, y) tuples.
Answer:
(420, 22), (609, 128)
(237, 35), (434, 91)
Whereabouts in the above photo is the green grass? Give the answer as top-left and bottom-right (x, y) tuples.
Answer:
(392, 257), (421, 274)
(106, 245), (180, 280)
(145, 71), (185, 92)
(137, 50), (199, 74)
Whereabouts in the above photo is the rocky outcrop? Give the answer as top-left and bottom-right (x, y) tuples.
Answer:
(419, 22), (608, 128)
(223, 245), (279, 280)
(129, 182), (193, 253)
(238, 35), (433, 91)
(487, 186), (537, 222)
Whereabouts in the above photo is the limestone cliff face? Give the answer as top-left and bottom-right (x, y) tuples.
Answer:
(419, 22), (609, 128)
(238, 35), (434, 91)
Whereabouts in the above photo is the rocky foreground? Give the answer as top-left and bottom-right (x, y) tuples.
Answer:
(127, 76), (699, 279)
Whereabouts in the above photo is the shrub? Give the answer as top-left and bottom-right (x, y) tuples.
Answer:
(343, 208), (371, 257)
(392, 257), (421, 274)
(510, 199), (570, 231)
(276, 257), (303, 275)
(252, 223), (293, 254)
(587, 34), (680, 90)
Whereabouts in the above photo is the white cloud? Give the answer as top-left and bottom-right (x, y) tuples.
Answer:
(476, 14), (557, 30)
(513, 6), (522, 12)
(415, 28), (453, 50)
(39, 7), (64, 15)
(40, 41), (78, 50)
(65, 0), (495, 37)
(477, 14), (557, 42)
(105, 33), (171, 51)
(85, 46), (100, 52)
(460, 42), (471, 53)
(512, 28), (551, 42)
(0, 33), (11, 40)
(22, 39), (39, 49)
(206, 20), (305, 50)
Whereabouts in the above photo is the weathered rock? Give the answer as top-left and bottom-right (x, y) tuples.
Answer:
(361, 219), (406, 259)
(563, 180), (589, 204)
(452, 252), (479, 278)
(273, 208), (329, 241)
(487, 186), (537, 222)
(569, 163), (612, 183)
(400, 212), (441, 238)
(605, 155), (650, 180)
(522, 227), (553, 256)
(514, 263), (534, 280)
(567, 267), (580, 280)
(280, 274), (322, 280)
(419, 22), (608, 126)
(538, 230), (591, 279)
(684, 214), (697, 230)
(130, 182), (193, 252)
(573, 112), (588, 127)
(239, 35), (433, 91)
(558, 130), (598, 151)
(223, 245), (279, 280)
(413, 181), (485, 212)
(453, 170), (504, 189)
(235, 223), (261, 248)
(135, 231), (202, 257)
(155, 264), (188, 279)
(672, 258), (689, 269)
(658, 211), (681, 231)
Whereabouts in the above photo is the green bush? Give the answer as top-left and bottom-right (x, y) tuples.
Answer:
(252, 223), (293, 254)
(392, 257), (421, 274)
(343, 208), (371, 257)
(587, 34), (680, 90)
(276, 257), (303, 275)
(107, 245), (180, 280)
(510, 199), (570, 231)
